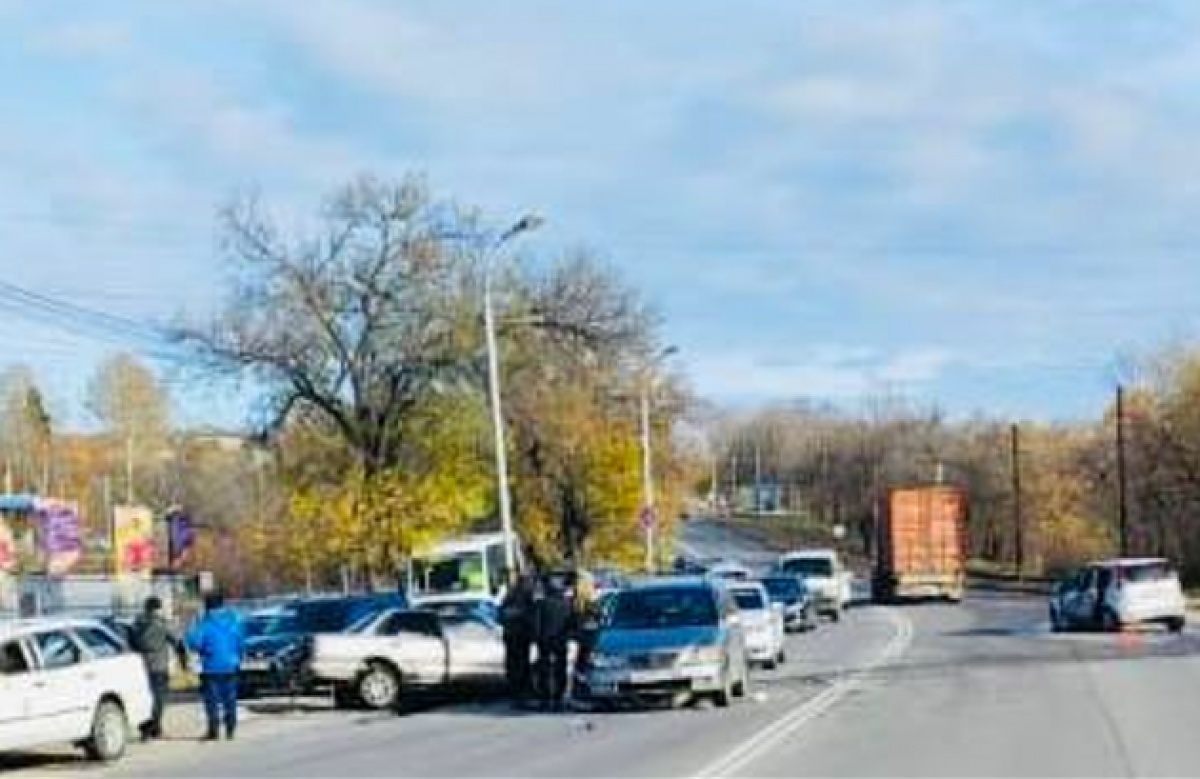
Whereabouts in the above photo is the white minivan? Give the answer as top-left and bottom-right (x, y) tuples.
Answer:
(0, 618), (153, 761)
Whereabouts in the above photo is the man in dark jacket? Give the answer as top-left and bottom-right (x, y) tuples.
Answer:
(499, 571), (535, 703)
(131, 596), (187, 740)
(533, 576), (572, 711)
(185, 592), (245, 741)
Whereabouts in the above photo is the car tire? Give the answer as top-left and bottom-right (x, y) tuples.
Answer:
(356, 662), (402, 711)
(1049, 606), (1063, 633)
(713, 669), (733, 708)
(829, 609), (841, 623)
(763, 657), (777, 671)
(84, 699), (128, 762)
(777, 649), (787, 666)
(1168, 617), (1186, 634)
(732, 661), (749, 698)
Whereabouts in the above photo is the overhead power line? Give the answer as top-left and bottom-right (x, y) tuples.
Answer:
(0, 279), (182, 360)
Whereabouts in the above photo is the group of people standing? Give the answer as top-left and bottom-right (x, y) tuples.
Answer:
(124, 570), (598, 739)
(498, 569), (601, 711)
(128, 592), (245, 742)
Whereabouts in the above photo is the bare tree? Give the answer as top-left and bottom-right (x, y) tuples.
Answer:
(177, 175), (478, 476)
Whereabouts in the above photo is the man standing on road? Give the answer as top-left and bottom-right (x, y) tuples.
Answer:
(500, 571), (535, 705)
(533, 576), (572, 711)
(131, 596), (187, 741)
(186, 592), (245, 741)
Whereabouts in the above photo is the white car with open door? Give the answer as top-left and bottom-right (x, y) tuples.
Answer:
(1050, 558), (1187, 633)
(728, 582), (787, 669)
(0, 618), (153, 762)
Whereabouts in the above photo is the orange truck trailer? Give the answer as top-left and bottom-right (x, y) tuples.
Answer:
(873, 485), (967, 603)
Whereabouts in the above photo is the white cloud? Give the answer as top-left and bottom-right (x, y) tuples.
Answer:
(691, 344), (956, 402)
(31, 20), (131, 59)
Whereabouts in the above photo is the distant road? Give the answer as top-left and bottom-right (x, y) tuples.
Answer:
(9, 520), (1200, 777)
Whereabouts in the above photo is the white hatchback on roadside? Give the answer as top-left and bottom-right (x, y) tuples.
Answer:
(728, 582), (787, 669)
(1050, 558), (1188, 633)
(0, 617), (153, 762)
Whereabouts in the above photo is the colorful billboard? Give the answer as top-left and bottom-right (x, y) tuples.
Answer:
(0, 514), (15, 573)
(113, 504), (155, 576)
(35, 499), (83, 576)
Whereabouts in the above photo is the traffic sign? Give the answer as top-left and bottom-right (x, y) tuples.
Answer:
(639, 506), (657, 530)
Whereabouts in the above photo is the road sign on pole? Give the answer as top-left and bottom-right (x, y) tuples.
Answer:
(639, 505), (657, 530)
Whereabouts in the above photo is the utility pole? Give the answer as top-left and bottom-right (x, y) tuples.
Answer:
(1116, 384), (1130, 557)
(729, 453), (739, 511)
(637, 346), (678, 573)
(753, 441), (763, 514)
(103, 475), (114, 575)
(1010, 423), (1024, 580)
(125, 433), (135, 505)
(639, 386), (655, 572)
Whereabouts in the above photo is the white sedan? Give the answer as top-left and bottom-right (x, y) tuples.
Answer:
(728, 582), (787, 669)
(0, 617), (153, 762)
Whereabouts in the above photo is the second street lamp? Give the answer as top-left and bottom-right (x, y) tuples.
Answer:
(639, 345), (679, 573)
(483, 214), (544, 575)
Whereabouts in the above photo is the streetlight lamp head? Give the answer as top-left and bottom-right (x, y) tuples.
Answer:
(515, 214), (545, 234)
(659, 345), (680, 360)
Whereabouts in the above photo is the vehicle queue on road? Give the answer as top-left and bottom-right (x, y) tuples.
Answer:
(1, 546), (1189, 767)
(0, 547), (844, 766)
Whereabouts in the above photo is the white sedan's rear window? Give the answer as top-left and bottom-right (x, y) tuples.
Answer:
(1122, 563), (1176, 583)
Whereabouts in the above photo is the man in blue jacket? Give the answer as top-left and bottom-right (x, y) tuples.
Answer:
(186, 592), (245, 741)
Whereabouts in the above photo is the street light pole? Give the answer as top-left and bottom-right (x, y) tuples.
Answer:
(483, 215), (543, 575)
(638, 346), (678, 573)
(639, 387), (654, 571)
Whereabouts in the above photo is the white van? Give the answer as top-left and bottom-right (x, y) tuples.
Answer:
(0, 618), (153, 761)
(777, 549), (852, 621)
(407, 532), (524, 606)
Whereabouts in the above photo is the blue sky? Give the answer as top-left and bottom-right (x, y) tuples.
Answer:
(4, 0), (1200, 429)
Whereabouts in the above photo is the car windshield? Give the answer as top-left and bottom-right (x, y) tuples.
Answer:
(781, 558), (833, 578)
(762, 578), (803, 601)
(1120, 562), (1176, 583)
(733, 590), (767, 610)
(245, 612), (299, 637)
(609, 587), (718, 630)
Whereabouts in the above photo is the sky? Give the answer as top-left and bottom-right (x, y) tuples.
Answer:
(4, 0), (1200, 430)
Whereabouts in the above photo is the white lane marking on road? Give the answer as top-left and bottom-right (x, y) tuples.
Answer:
(693, 608), (914, 779)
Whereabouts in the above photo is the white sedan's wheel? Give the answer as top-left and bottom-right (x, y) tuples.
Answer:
(84, 700), (128, 762)
(357, 663), (402, 710)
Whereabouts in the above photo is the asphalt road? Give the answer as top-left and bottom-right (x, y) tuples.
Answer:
(9, 520), (1200, 778)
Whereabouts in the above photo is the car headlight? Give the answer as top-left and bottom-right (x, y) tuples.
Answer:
(679, 645), (723, 665)
(590, 653), (629, 670)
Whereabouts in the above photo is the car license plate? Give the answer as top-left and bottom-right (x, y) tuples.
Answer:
(629, 669), (673, 685)
(241, 659), (271, 672)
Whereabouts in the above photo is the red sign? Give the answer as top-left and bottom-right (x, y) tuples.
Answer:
(639, 506), (657, 530)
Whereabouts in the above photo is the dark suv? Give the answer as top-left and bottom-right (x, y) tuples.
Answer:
(240, 593), (406, 696)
